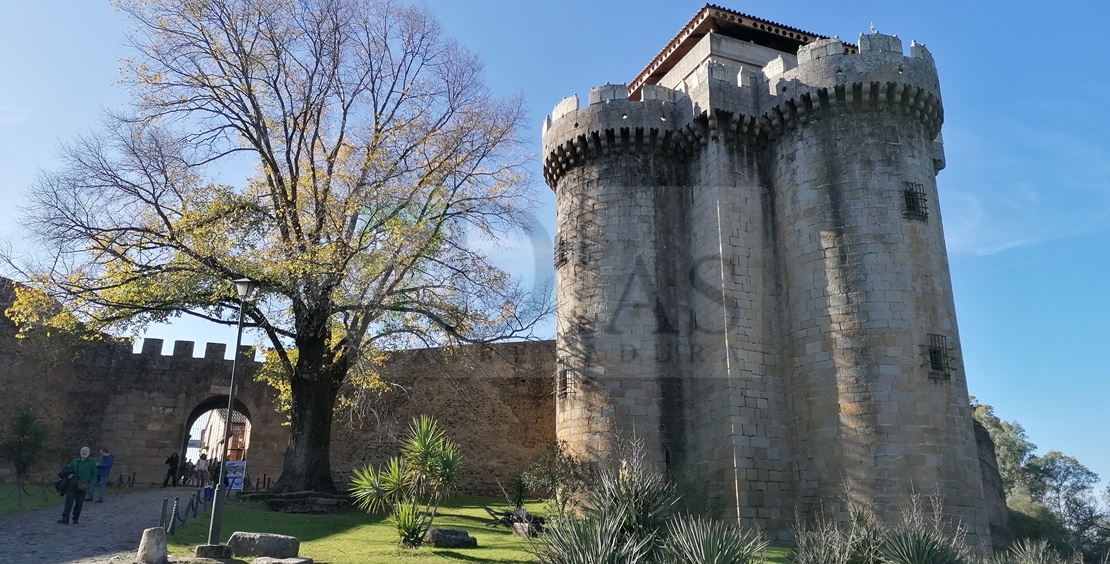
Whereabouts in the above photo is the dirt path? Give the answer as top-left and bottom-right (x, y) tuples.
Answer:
(0, 487), (205, 563)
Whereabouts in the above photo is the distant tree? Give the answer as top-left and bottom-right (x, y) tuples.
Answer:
(972, 400), (1038, 495)
(2, 0), (549, 494)
(974, 399), (1110, 561)
(0, 410), (48, 482)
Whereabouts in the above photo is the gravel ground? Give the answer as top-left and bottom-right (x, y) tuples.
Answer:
(0, 487), (229, 564)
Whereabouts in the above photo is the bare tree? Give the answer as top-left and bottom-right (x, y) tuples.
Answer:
(4, 0), (549, 492)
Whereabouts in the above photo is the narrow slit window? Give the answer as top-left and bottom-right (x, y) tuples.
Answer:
(554, 234), (568, 268)
(903, 181), (929, 221)
(925, 333), (951, 379)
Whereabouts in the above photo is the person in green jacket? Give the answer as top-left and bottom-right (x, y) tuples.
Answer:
(57, 446), (96, 524)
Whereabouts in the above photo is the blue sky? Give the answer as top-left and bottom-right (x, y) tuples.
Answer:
(2, 1), (1108, 489)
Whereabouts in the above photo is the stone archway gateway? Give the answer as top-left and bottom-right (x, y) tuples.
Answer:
(182, 398), (253, 469)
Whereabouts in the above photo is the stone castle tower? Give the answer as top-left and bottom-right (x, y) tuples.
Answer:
(542, 5), (993, 547)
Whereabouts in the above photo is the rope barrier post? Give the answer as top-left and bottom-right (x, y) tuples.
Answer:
(159, 498), (169, 529)
(191, 492), (199, 518)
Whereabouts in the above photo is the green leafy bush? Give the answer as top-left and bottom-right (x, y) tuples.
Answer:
(349, 416), (462, 548)
(523, 441), (594, 516)
(0, 410), (48, 481)
(533, 438), (764, 564)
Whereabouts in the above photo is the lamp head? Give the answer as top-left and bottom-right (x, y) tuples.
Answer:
(233, 278), (259, 300)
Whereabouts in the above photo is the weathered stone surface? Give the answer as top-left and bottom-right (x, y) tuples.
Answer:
(423, 528), (478, 548)
(228, 531), (300, 558)
(193, 544), (232, 559)
(511, 522), (538, 537)
(136, 527), (168, 564)
(539, 4), (999, 552)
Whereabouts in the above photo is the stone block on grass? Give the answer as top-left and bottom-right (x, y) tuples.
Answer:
(227, 531), (300, 558)
(423, 528), (478, 548)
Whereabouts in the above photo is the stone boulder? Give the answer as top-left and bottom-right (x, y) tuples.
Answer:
(423, 528), (478, 548)
(136, 527), (168, 564)
(227, 531), (301, 558)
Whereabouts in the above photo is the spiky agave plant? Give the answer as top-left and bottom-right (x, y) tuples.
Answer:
(533, 512), (655, 564)
(664, 513), (768, 564)
(879, 525), (967, 564)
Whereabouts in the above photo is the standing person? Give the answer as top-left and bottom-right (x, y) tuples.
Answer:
(162, 452), (179, 487)
(209, 458), (221, 488)
(57, 446), (96, 524)
(85, 448), (114, 503)
(194, 453), (209, 486)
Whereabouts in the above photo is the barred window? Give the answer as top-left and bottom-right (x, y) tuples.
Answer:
(556, 367), (571, 398)
(554, 234), (568, 268)
(925, 333), (952, 379)
(903, 182), (928, 221)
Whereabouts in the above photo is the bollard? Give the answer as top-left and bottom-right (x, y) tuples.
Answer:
(158, 498), (169, 529)
(189, 492), (198, 518)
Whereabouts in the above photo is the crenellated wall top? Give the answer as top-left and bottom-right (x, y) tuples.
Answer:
(541, 82), (705, 188)
(134, 337), (261, 362)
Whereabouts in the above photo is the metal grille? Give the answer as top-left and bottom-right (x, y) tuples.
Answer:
(903, 182), (929, 221)
(926, 333), (951, 378)
(554, 234), (568, 268)
(555, 368), (571, 399)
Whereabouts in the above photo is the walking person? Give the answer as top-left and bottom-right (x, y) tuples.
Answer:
(86, 448), (114, 502)
(57, 446), (96, 524)
(162, 452), (180, 487)
(194, 453), (209, 486)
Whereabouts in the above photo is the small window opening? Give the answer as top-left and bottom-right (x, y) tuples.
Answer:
(556, 368), (572, 399)
(554, 234), (568, 268)
(925, 333), (952, 379)
(903, 182), (929, 221)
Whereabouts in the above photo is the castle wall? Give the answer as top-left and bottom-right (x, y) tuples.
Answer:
(329, 342), (555, 496)
(0, 281), (554, 494)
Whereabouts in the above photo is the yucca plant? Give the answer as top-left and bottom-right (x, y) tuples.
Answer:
(533, 512), (655, 564)
(664, 513), (768, 564)
(880, 525), (967, 564)
(789, 507), (883, 564)
(1004, 538), (1075, 564)
(349, 415), (463, 548)
(394, 497), (432, 549)
(535, 437), (765, 564)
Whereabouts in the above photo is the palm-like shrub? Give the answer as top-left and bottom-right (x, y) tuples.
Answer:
(0, 410), (48, 482)
(534, 439), (765, 564)
(349, 416), (462, 548)
(880, 525), (966, 564)
(534, 512), (655, 564)
(664, 513), (768, 564)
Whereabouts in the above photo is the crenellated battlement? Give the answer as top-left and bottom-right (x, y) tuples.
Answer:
(541, 83), (704, 187)
(133, 337), (259, 362)
(753, 31), (943, 142)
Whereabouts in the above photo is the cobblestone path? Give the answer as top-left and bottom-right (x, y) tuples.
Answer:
(0, 487), (205, 563)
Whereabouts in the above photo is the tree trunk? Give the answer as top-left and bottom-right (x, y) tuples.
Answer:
(271, 373), (341, 493)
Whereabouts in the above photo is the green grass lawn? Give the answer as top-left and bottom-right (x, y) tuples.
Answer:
(167, 496), (541, 563)
(165, 495), (794, 564)
(0, 481), (61, 515)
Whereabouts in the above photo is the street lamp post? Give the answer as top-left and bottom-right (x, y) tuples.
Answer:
(205, 277), (259, 548)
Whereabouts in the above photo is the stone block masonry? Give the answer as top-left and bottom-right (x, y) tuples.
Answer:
(0, 280), (554, 499)
(542, 5), (1005, 550)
